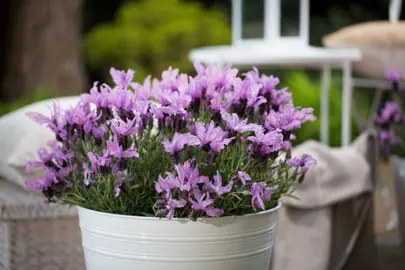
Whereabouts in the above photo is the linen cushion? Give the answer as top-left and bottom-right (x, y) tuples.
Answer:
(0, 96), (80, 189)
(323, 21), (405, 79)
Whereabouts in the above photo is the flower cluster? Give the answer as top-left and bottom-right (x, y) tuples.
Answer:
(375, 70), (405, 157)
(25, 63), (316, 219)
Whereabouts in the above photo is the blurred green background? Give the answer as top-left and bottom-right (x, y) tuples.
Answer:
(0, 0), (397, 145)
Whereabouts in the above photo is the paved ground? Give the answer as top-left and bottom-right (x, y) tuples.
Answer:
(378, 245), (404, 270)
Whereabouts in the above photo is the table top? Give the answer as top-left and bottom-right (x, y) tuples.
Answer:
(189, 44), (362, 67)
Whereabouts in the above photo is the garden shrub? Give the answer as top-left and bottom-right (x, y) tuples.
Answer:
(85, 0), (230, 81)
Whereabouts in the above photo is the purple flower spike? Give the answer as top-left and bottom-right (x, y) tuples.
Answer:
(205, 172), (233, 195)
(286, 154), (317, 173)
(247, 128), (284, 154)
(189, 188), (224, 217)
(386, 69), (403, 82)
(380, 129), (399, 145)
(265, 104), (315, 132)
(251, 183), (265, 211)
(110, 67), (135, 90)
(375, 101), (402, 126)
(106, 136), (139, 159)
(237, 171), (251, 185)
(220, 110), (253, 133)
(166, 198), (187, 220)
(194, 121), (234, 152)
(162, 133), (200, 155)
(112, 117), (140, 136)
(26, 147), (54, 171)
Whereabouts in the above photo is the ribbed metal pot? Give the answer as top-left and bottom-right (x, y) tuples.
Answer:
(78, 204), (280, 270)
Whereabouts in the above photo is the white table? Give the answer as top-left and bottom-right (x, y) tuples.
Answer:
(189, 43), (361, 146)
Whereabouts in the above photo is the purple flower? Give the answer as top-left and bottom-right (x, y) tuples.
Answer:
(265, 105), (315, 131)
(386, 69), (403, 82)
(26, 147), (54, 171)
(92, 124), (107, 139)
(260, 75), (280, 95)
(162, 133), (200, 155)
(108, 89), (135, 111)
(270, 87), (292, 107)
(205, 64), (238, 98)
(247, 128), (284, 154)
(209, 92), (225, 112)
(189, 188), (224, 217)
(237, 171), (251, 185)
(26, 100), (62, 133)
(251, 182), (265, 211)
(380, 129), (399, 145)
(194, 121), (234, 152)
(88, 152), (112, 170)
(132, 75), (153, 101)
(205, 172), (233, 195)
(47, 141), (74, 166)
(110, 68), (134, 90)
(155, 173), (178, 194)
(106, 135), (139, 159)
(261, 183), (278, 201)
(166, 198), (187, 220)
(111, 117), (140, 136)
(220, 110), (253, 133)
(25, 167), (71, 191)
(231, 78), (267, 110)
(286, 154), (317, 173)
(375, 101), (402, 126)
(114, 170), (128, 197)
(173, 161), (202, 192)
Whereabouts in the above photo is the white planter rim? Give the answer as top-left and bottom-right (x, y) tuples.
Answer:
(77, 202), (281, 222)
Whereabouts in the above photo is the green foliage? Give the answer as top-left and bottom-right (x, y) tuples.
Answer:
(279, 71), (370, 146)
(85, 0), (230, 80)
(0, 89), (53, 117)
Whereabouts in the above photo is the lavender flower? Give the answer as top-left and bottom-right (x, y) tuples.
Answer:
(286, 154), (317, 173)
(189, 188), (224, 217)
(205, 172), (233, 195)
(237, 171), (251, 185)
(265, 105), (315, 132)
(162, 133), (200, 155)
(106, 136), (139, 159)
(386, 69), (403, 82)
(110, 68), (135, 90)
(193, 121), (234, 152)
(375, 101), (402, 126)
(251, 183), (265, 211)
(220, 110), (253, 134)
(247, 127), (284, 155)
(111, 117), (140, 136)
(166, 198), (187, 220)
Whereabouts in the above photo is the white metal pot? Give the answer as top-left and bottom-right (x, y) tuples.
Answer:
(78, 204), (280, 270)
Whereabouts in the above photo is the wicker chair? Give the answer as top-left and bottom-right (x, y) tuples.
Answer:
(0, 180), (85, 270)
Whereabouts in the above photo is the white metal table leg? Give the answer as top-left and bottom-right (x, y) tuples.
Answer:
(320, 64), (331, 145)
(342, 61), (353, 146)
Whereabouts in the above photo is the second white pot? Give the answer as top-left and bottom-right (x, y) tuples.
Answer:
(78, 204), (280, 270)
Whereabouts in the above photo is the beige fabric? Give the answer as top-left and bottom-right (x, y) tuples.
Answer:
(323, 21), (405, 79)
(271, 131), (379, 270)
(323, 21), (405, 48)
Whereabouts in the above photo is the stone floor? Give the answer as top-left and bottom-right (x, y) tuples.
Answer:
(378, 244), (404, 270)
(375, 161), (404, 270)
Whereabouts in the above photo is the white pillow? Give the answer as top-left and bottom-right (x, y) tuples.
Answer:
(0, 96), (81, 189)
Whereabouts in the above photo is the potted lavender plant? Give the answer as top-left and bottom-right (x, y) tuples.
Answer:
(25, 63), (316, 270)
(375, 70), (405, 257)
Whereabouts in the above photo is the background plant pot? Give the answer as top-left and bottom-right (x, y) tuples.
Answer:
(78, 205), (280, 270)
(393, 156), (405, 259)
